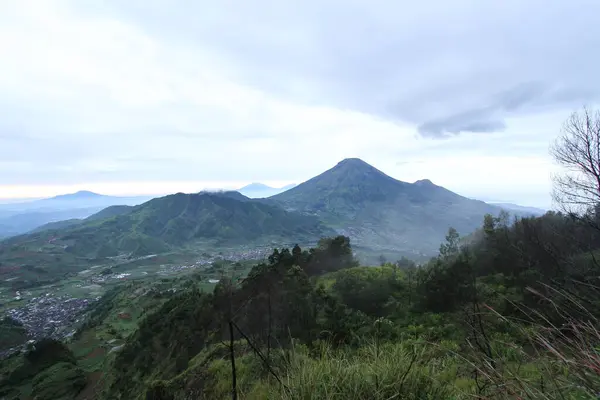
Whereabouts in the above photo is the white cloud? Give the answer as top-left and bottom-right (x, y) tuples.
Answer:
(0, 0), (585, 209)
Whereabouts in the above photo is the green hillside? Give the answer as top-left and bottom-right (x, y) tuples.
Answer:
(31, 219), (83, 233)
(86, 205), (134, 222)
(270, 158), (503, 255)
(30, 205), (134, 234)
(0, 192), (333, 285)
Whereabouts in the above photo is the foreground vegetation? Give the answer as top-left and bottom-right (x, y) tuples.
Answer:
(100, 209), (600, 399)
(3, 208), (600, 399)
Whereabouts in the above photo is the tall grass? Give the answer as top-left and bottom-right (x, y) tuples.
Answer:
(265, 341), (459, 400)
(463, 282), (600, 400)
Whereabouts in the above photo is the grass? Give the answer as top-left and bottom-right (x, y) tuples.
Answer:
(30, 361), (86, 400)
(268, 342), (457, 400)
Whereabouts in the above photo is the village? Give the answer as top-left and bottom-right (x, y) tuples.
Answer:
(0, 245), (285, 359)
(6, 294), (95, 340)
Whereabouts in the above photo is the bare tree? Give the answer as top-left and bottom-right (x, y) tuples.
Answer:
(550, 107), (600, 215)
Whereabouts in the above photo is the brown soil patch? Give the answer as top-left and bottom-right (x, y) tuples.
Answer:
(84, 346), (106, 360)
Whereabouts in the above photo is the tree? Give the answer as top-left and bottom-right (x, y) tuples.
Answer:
(439, 227), (460, 258)
(551, 107), (600, 215)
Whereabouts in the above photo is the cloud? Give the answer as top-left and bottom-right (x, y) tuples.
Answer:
(0, 1), (416, 186)
(416, 82), (553, 137)
(1, 0), (596, 208)
(417, 110), (506, 138)
(101, 0), (600, 136)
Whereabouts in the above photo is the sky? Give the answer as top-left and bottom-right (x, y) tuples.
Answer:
(1, 0), (599, 208)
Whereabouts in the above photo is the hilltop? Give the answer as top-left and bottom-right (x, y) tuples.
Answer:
(270, 158), (503, 255)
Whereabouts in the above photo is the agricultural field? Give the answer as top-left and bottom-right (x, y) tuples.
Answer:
(0, 249), (262, 399)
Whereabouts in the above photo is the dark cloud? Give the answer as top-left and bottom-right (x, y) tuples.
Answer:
(417, 107), (505, 137)
(417, 82), (551, 137)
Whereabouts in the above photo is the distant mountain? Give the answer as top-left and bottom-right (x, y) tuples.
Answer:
(238, 183), (297, 198)
(0, 191), (152, 213)
(240, 183), (273, 192)
(0, 192), (154, 238)
(270, 158), (504, 255)
(0, 191), (332, 279)
(50, 190), (103, 200)
(490, 203), (547, 216)
(0, 207), (103, 238)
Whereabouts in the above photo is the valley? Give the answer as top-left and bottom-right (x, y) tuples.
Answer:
(0, 243), (289, 357)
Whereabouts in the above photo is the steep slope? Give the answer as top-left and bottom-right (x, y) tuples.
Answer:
(270, 158), (503, 255)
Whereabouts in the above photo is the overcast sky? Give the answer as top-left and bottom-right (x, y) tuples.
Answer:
(1, 0), (599, 208)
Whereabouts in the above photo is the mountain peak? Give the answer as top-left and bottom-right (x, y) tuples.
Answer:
(270, 157), (405, 207)
(239, 183), (273, 191)
(51, 191), (103, 200)
(74, 190), (101, 197)
(334, 158), (371, 169)
(414, 179), (435, 186)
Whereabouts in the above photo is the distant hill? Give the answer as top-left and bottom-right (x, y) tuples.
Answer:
(270, 158), (504, 256)
(0, 191), (152, 213)
(490, 202), (547, 216)
(0, 192), (153, 238)
(50, 190), (103, 200)
(0, 191), (333, 277)
(238, 183), (297, 198)
(0, 207), (102, 238)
